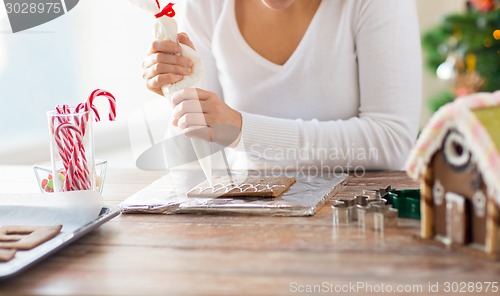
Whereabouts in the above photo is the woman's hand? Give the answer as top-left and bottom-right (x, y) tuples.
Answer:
(171, 88), (242, 146)
(142, 33), (194, 96)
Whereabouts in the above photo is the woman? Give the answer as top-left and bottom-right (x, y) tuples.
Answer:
(142, 0), (422, 172)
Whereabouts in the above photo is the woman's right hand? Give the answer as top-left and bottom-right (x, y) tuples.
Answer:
(142, 33), (194, 96)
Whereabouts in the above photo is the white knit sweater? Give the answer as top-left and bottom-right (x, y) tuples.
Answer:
(177, 0), (422, 171)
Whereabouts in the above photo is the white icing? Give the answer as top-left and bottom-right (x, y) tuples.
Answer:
(193, 182), (286, 194)
(473, 191), (486, 218)
(443, 131), (470, 168)
(433, 180), (445, 206)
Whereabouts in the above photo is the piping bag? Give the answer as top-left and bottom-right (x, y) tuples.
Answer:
(129, 0), (212, 184)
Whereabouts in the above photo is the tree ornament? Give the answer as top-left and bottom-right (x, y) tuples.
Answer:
(469, 0), (497, 12)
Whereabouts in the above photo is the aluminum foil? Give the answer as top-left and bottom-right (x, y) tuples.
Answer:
(120, 171), (348, 216)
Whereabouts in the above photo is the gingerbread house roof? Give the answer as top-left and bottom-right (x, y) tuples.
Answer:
(406, 91), (500, 205)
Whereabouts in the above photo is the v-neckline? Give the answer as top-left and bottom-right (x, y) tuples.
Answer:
(229, 0), (325, 71)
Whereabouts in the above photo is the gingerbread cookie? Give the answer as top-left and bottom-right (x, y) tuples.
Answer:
(0, 249), (16, 262)
(187, 176), (296, 198)
(0, 225), (62, 250)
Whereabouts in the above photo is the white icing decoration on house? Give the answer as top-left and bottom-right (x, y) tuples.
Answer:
(193, 183), (286, 194)
(445, 192), (466, 245)
(443, 131), (471, 168)
(473, 191), (487, 218)
(433, 180), (445, 206)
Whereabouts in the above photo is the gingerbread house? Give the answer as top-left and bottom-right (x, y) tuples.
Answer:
(406, 91), (500, 258)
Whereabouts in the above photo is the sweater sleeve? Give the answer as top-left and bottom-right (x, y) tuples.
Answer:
(240, 0), (422, 170)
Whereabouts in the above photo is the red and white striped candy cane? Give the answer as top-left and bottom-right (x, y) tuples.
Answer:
(75, 103), (99, 137)
(54, 123), (74, 191)
(53, 105), (75, 159)
(70, 129), (91, 191)
(50, 106), (72, 169)
(55, 122), (89, 191)
(74, 89), (116, 138)
(50, 89), (117, 191)
(86, 89), (117, 121)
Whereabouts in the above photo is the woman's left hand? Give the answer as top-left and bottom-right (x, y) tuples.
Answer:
(171, 88), (242, 146)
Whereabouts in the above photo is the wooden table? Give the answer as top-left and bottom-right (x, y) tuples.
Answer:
(1, 167), (499, 295)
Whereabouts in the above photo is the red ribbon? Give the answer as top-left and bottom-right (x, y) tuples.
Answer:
(155, 2), (176, 18)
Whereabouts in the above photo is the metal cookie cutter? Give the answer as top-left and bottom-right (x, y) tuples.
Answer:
(331, 195), (373, 225)
(332, 197), (356, 225)
(332, 185), (402, 230)
(358, 202), (398, 231)
(363, 185), (393, 200)
(332, 195), (376, 225)
(356, 193), (397, 231)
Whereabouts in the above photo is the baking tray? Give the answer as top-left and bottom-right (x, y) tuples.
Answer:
(0, 205), (119, 280)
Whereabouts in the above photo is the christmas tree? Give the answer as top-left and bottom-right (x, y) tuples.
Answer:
(422, 0), (500, 112)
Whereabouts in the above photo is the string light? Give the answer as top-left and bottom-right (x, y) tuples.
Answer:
(493, 29), (500, 40)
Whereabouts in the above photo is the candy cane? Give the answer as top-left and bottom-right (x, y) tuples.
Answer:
(76, 103), (100, 121)
(49, 89), (117, 192)
(51, 107), (72, 169)
(54, 123), (73, 191)
(67, 144), (79, 191)
(73, 89), (115, 144)
(74, 89), (116, 138)
(70, 130), (91, 190)
(78, 89), (116, 190)
(86, 89), (117, 121)
(75, 138), (91, 189)
(55, 123), (89, 191)
(54, 105), (75, 157)
(55, 123), (81, 191)
(52, 104), (82, 188)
